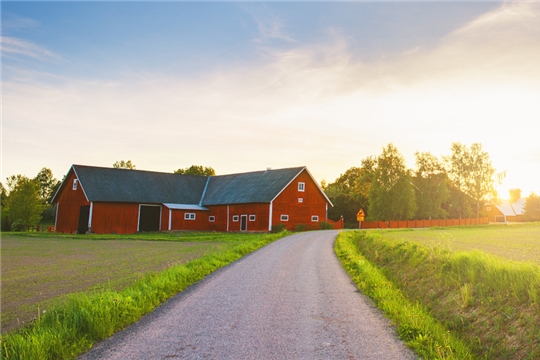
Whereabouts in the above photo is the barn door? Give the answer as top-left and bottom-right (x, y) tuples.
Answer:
(77, 205), (90, 234)
(139, 205), (161, 232)
(240, 215), (248, 231)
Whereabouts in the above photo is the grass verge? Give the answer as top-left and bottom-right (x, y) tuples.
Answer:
(335, 231), (474, 359)
(1, 231), (287, 360)
(335, 229), (540, 359)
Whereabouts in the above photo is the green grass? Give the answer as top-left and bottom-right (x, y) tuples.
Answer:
(0, 231), (288, 359)
(335, 226), (540, 359)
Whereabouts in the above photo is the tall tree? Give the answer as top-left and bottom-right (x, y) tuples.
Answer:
(34, 168), (61, 203)
(413, 152), (449, 219)
(113, 160), (136, 169)
(444, 142), (502, 218)
(368, 144), (416, 221)
(3, 176), (45, 231)
(524, 193), (540, 221)
(174, 165), (216, 176)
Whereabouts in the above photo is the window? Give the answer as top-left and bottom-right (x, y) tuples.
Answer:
(249, 215), (256, 221)
(280, 215), (289, 222)
(311, 215), (319, 222)
(209, 216), (215, 222)
(232, 215), (239, 222)
(184, 213), (196, 220)
(72, 179), (78, 190)
(486, 207), (492, 211)
(298, 198), (303, 203)
(298, 182), (305, 192)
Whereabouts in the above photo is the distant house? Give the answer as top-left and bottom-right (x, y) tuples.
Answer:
(51, 165), (333, 234)
(485, 189), (526, 223)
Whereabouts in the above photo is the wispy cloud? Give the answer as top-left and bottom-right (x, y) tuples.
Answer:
(1, 36), (62, 61)
(252, 12), (296, 43)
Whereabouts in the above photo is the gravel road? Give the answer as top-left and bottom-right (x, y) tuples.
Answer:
(80, 231), (416, 360)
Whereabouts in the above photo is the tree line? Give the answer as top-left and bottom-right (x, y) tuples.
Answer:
(323, 142), (539, 226)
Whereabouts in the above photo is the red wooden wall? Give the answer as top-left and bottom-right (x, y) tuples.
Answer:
(55, 170), (90, 233)
(272, 170), (330, 231)
(91, 202), (139, 234)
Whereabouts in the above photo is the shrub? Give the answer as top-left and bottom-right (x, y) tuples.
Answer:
(294, 224), (308, 232)
(271, 223), (287, 233)
(318, 221), (334, 230)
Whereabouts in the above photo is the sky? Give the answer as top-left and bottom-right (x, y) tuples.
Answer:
(2, 1), (540, 199)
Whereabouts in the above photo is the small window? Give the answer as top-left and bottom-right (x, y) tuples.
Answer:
(184, 213), (196, 220)
(298, 182), (305, 192)
(249, 215), (256, 221)
(280, 215), (289, 222)
(311, 215), (319, 222)
(232, 215), (239, 222)
(209, 216), (215, 222)
(298, 198), (303, 203)
(486, 207), (492, 211)
(72, 179), (78, 190)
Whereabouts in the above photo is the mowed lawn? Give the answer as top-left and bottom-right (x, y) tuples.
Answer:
(380, 223), (540, 264)
(1, 233), (234, 333)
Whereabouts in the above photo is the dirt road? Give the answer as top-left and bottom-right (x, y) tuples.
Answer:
(80, 231), (416, 359)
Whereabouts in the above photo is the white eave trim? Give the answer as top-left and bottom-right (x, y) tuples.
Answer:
(269, 167), (333, 207)
(163, 203), (209, 211)
(199, 176), (211, 206)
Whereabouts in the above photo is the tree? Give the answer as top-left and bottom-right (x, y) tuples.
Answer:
(444, 142), (502, 218)
(174, 165), (216, 176)
(113, 160), (136, 169)
(368, 144), (416, 221)
(3, 176), (45, 231)
(34, 168), (61, 203)
(524, 193), (540, 221)
(0, 182), (9, 231)
(413, 152), (449, 219)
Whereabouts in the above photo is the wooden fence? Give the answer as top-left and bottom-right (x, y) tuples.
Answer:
(359, 217), (489, 229)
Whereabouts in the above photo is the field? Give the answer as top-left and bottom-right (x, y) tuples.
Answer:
(1, 232), (271, 334)
(380, 223), (540, 264)
(336, 223), (540, 359)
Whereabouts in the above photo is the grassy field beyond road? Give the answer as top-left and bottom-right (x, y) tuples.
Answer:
(1, 233), (230, 333)
(336, 224), (540, 359)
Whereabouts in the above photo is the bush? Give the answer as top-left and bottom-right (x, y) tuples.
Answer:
(294, 224), (308, 232)
(318, 221), (334, 230)
(271, 223), (287, 233)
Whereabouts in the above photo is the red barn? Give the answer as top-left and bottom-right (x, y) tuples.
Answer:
(51, 165), (332, 234)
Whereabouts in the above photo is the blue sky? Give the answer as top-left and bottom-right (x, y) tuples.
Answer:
(2, 1), (540, 198)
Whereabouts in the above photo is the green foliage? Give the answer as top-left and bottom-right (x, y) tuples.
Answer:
(112, 160), (136, 169)
(444, 143), (503, 218)
(369, 144), (416, 221)
(524, 193), (540, 221)
(413, 152), (449, 219)
(294, 224), (308, 232)
(3, 176), (45, 231)
(335, 231), (474, 359)
(343, 229), (540, 359)
(318, 221), (334, 230)
(174, 165), (216, 176)
(1, 232), (286, 359)
(271, 223), (287, 233)
(34, 168), (61, 204)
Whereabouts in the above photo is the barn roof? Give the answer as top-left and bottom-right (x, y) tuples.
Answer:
(202, 167), (305, 205)
(52, 165), (330, 206)
(496, 198), (526, 216)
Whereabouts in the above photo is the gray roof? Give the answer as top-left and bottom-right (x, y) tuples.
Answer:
(202, 167), (305, 205)
(56, 165), (208, 204)
(52, 165), (318, 206)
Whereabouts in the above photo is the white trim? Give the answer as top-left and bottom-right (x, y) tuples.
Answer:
(199, 176), (211, 206)
(280, 214), (289, 222)
(269, 167), (333, 207)
(168, 209), (172, 230)
(326, 202), (328, 222)
(54, 202), (59, 232)
(298, 182), (305, 192)
(184, 213), (196, 220)
(232, 215), (239, 222)
(249, 215), (256, 221)
(72, 178), (79, 190)
(270, 168), (305, 203)
(209, 215), (215, 222)
(241, 214), (248, 231)
(88, 202), (93, 230)
(298, 198), (303, 203)
(311, 215), (319, 222)
(268, 202), (273, 231)
(71, 167), (90, 202)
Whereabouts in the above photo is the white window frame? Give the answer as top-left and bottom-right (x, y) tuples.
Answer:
(232, 215), (239, 222)
(311, 215), (319, 222)
(73, 179), (78, 190)
(298, 182), (305, 192)
(280, 215), (289, 222)
(184, 213), (196, 220)
(298, 198), (303, 203)
(249, 215), (256, 221)
(209, 215), (215, 222)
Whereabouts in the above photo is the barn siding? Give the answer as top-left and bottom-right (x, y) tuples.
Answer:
(272, 170), (328, 231)
(55, 170), (90, 233)
(91, 202), (140, 234)
(169, 209), (210, 231)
